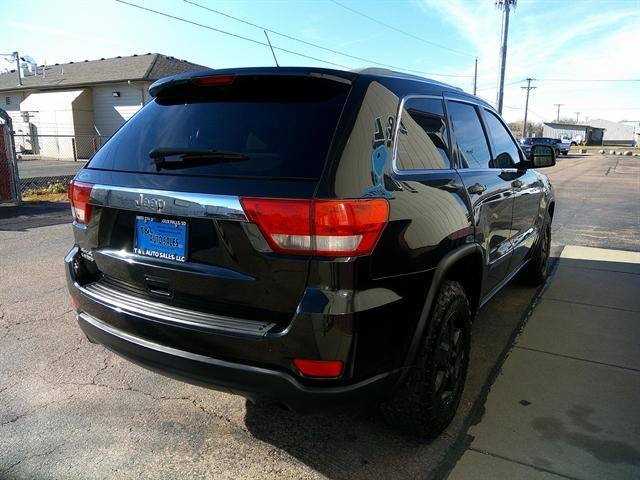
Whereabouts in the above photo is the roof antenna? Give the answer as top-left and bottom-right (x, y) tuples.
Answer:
(263, 30), (279, 67)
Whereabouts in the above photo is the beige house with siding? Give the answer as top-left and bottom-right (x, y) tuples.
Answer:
(0, 53), (206, 159)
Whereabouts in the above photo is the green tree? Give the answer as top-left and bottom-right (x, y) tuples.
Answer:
(507, 120), (543, 138)
(555, 117), (578, 125)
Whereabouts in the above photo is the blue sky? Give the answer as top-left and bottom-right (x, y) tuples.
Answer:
(2, 0), (639, 123)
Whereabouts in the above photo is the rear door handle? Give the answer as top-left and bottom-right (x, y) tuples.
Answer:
(511, 180), (523, 189)
(467, 183), (486, 195)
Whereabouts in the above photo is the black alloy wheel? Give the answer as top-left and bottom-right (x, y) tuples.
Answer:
(433, 311), (466, 409)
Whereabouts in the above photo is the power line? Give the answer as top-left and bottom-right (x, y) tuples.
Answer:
(183, 0), (473, 78)
(479, 77), (640, 92)
(503, 104), (545, 119)
(476, 78), (524, 91)
(328, 0), (475, 58)
(536, 78), (640, 82)
(114, 0), (351, 69)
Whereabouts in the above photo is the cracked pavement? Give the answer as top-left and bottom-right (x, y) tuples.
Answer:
(0, 202), (544, 480)
(0, 154), (630, 479)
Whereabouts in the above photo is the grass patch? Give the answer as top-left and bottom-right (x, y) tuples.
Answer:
(571, 145), (640, 153)
(22, 182), (69, 203)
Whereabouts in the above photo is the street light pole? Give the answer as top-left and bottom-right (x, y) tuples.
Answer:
(495, 0), (516, 114)
(521, 78), (536, 137)
(575, 111), (581, 123)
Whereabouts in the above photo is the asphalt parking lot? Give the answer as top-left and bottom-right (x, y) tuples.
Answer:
(1, 154), (638, 479)
(17, 160), (87, 179)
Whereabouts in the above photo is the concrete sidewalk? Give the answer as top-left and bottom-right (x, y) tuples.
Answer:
(448, 246), (640, 480)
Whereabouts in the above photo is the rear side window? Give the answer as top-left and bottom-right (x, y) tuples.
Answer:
(396, 97), (451, 170)
(447, 101), (491, 169)
(87, 76), (350, 179)
(483, 109), (520, 168)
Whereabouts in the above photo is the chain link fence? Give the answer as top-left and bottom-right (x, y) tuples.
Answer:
(0, 113), (21, 204)
(14, 134), (109, 193)
(15, 134), (109, 162)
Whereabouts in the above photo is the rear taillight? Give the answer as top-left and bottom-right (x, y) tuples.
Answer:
(68, 180), (94, 224)
(240, 198), (389, 256)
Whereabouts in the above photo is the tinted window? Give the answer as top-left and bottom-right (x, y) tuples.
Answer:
(396, 97), (450, 170)
(483, 110), (520, 168)
(88, 76), (350, 179)
(448, 101), (491, 169)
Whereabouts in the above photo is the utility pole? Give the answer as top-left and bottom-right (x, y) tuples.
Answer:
(495, 0), (517, 114)
(473, 57), (478, 96)
(575, 112), (581, 123)
(521, 78), (536, 137)
(13, 51), (22, 87)
(553, 103), (564, 122)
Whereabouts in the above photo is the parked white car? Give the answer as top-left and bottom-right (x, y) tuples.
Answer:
(560, 135), (581, 146)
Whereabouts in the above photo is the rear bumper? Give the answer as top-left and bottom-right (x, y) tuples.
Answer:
(65, 246), (410, 412)
(76, 311), (401, 413)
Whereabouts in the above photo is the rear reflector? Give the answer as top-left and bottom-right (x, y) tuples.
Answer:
(293, 359), (343, 378)
(71, 296), (80, 312)
(68, 180), (94, 224)
(192, 74), (235, 86)
(240, 198), (389, 256)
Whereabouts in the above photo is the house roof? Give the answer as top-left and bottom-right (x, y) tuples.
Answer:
(544, 122), (604, 130)
(0, 53), (208, 93)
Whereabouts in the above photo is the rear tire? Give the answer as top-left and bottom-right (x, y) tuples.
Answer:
(521, 216), (551, 285)
(381, 280), (471, 438)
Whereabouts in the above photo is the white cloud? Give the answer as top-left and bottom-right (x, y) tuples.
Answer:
(420, 0), (640, 122)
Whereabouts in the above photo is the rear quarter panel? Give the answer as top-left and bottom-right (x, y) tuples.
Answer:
(314, 79), (474, 378)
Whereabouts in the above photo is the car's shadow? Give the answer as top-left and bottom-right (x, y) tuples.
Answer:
(244, 279), (545, 480)
(0, 202), (69, 231)
(245, 399), (428, 480)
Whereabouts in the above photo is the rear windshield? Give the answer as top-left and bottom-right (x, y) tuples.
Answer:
(87, 75), (350, 179)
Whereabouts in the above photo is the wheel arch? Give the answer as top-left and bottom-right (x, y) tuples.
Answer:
(548, 200), (555, 220)
(397, 243), (483, 383)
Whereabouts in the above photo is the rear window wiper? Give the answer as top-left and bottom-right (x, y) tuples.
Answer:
(149, 147), (249, 169)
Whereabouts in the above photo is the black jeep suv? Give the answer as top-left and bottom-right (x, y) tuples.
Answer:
(520, 137), (562, 158)
(66, 67), (555, 437)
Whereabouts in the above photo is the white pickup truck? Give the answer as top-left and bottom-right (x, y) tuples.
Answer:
(556, 135), (582, 155)
(560, 134), (581, 149)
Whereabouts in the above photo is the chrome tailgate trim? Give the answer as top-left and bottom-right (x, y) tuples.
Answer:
(77, 279), (274, 336)
(89, 184), (247, 221)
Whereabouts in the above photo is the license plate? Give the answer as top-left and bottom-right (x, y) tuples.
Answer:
(134, 216), (188, 262)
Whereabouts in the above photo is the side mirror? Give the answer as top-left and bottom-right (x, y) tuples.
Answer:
(530, 144), (556, 168)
